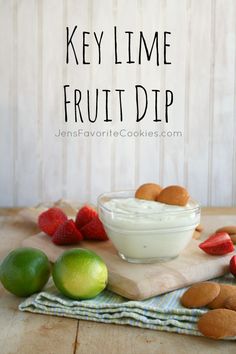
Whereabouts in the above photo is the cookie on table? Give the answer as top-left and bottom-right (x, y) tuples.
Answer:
(208, 284), (236, 309)
(197, 309), (236, 339)
(224, 295), (236, 311)
(195, 224), (204, 232)
(192, 230), (201, 240)
(181, 282), (220, 308)
(216, 226), (236, 235)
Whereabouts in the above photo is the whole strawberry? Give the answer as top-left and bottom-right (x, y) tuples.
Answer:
(38, 207), (67, 236)
(80, 216), (108, 241)
(52, 219), (83, 245)
(230, 255), (236, 278)
(75, 205), (98, 229)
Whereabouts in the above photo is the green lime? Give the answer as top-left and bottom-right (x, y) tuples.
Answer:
(52, 248), (108, 300)
(0, 247), (51, 297)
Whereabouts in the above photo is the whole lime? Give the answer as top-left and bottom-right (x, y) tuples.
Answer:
(0, 247), (51, 297)
(52, 248), (108, 300)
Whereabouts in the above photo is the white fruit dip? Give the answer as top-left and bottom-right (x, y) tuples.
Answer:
(98, 194), (200, 263)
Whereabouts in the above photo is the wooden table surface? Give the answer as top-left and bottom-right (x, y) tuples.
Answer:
(0, 207), (236, 354)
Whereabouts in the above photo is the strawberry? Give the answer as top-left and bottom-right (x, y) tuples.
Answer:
(229, 255), (236, 277)
(38, 207), (67, 236)
(199, 232), (234, 255)
(52, 219), (83, 245)
(80, 216), (108, 241)
(75, 205), (98, 229)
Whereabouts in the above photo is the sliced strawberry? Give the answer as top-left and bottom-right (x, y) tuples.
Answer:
(80, 216), (108, 241)
(75, 205), (98, 229)
(38, 207), (68, 236)
(199, 232), (234, 255)
(230, 255), (236, 277)
(52, 219), (83, 245)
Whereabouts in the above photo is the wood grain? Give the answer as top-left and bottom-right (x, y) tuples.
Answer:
(210, 0), (235, 206)
(187, 0), (212, 205)
(0, 212), (77, 354)
(162, 0), (186, 187)
(112, 0), (137, 192)
(0, 1), (236, 207)
(16, 0), (40, 206)
(1, 208), (236, 353)
(77, 320), (236, 354)
(0, 0), (15, 206)
(65, 0), (91, 203)
(137, 0), (162, 186)
(41, 0), (64, 202)
(22, 211), (236, 300)
(0, 289), (77, 354)
(89, 0), (113, 201)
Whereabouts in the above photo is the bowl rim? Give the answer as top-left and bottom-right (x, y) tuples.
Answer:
(97, 190), (200, 216)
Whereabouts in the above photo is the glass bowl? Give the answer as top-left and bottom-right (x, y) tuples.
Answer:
(98, 190), (200, 264)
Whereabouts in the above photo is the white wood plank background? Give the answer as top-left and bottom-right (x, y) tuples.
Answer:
(0, 0), (236, 207)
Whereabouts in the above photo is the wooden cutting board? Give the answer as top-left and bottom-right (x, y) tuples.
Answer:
(22, 213), (236, 300)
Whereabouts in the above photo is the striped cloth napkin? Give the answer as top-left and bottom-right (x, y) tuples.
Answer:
(19, 274), (235, 338)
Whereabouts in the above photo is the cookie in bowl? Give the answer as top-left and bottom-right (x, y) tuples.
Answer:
(98, 184), (200, 263)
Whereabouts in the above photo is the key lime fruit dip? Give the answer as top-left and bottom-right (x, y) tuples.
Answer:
(98, 190), (200, 263)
